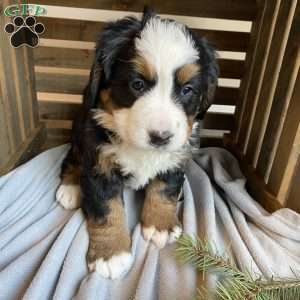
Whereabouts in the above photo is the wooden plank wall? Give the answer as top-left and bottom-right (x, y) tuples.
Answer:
(29, 0), (256, 147)
(226, 0), (300, 212)
(0, 0), (45, 175)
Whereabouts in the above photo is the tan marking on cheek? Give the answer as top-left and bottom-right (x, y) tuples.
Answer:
(100, 89), (117, 114)
(142, 180), (179, 231)
(187, 116), (196, 137)
(93, 109), (116, 132)
(132, 55), (156, 81)
(87, 198), (131, 261)
(177, 63), (200, 84)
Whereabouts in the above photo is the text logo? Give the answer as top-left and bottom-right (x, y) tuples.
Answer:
(4, 4), (47, 17)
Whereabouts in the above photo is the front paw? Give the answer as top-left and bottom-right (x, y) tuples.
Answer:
(142, 224), (182, 248)
(88, 251), (133, 279)
(87, 218), (132, 279)
(56, 184), (81, 210)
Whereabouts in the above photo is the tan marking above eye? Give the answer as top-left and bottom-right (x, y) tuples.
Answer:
(132, 55), (156, 81)
(177, 63), (201, 84)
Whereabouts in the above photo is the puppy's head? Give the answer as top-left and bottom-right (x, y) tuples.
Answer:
(87, 8), (219, 151)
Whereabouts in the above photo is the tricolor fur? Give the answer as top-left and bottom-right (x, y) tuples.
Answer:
(57, 8), (218, 279)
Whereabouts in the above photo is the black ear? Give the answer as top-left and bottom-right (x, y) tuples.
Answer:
(195, 37), (219, 120)
(83, 17), (141, 109)
(98, 17), (141, 80)
(83, 51), (103, 110)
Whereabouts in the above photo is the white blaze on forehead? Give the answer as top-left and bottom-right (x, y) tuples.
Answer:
(135, 17), (199, 74)
(128, 17), (197, 148)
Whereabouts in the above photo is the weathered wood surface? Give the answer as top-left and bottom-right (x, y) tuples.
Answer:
(227, 0), (300, 211)
(33, 0), (257, 20)
(0, 0), (44, 175)
(40, 17), (250, 52)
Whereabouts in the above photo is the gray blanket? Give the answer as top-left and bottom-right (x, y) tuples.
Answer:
(0, 145), (299, 300)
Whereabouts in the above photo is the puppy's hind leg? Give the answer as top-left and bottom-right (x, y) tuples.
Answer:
(56, 149), (81, 210)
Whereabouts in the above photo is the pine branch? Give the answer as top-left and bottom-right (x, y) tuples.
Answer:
(175, 234), (300, 300)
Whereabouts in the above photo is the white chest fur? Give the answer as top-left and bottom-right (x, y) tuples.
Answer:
(100, 143), (188, 190)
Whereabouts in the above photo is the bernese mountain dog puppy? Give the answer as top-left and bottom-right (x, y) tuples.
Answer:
(56, 8), (218, 279)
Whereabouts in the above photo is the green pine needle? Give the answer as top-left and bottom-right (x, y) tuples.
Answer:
(175, 234), (300, 300)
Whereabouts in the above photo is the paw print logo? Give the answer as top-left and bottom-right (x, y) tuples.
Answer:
(4, 16), (45, 48)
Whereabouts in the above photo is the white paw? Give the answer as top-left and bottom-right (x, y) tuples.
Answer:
(56, 184), (81, 210)
(142, 225), (182, 248)
(88, 252), (133, 279)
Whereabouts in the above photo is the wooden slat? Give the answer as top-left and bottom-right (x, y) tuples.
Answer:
(23, 47), (40, 127)
(0, 0), (45, 174)
(0, 82), (11, 166)
(42, 120), (226, 150)
(40, 17), (250, 52)
(0, 60), (14, 166)
(41, 132), (71, 151)
(203, 113), (234, 131)
(224, 135), (283, 213)
(39, 101), (82, 120)
(34, 0), (257, 21)
(0, 123), (46, 176)
(35, 70), (241, 107)
(45, 119), (73, 130)
(267, 69), (300, 204)
(226, 0), (300, 212)
(45, 136), (225, 148)
(218, 59), (245, 79)
(0, 11), (22, 149)
(36, 72), (88, 94)
(42, 119), (72, 150)
(245, 0), (298, 168)
(213, 87), (239, 106)
(286, 157), (300, 212)
(37, 91), (238, 108)
(10, 47), (27, 140)
(231, 2), (266, 145)
(235, 0), (281, 155)
(37, 39), (246, 60)
(39, 100), (233, 131)
(34, 46), (245, 79)
(37, 90), (239, 111)
(256, 6), (300, 181)
(34, 47), (94, 69)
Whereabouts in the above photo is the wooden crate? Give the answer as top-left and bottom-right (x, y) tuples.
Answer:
(225, 0), (300, 212)
(0, 0), (45, 175)
(0, 0), (299, 212)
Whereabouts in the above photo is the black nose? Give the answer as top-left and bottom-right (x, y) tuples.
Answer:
(149, 130), (174, 147)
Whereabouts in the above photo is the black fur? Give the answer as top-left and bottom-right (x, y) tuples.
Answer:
(97, 17), (142, 82)
(190, 33), (219, 119)
(81, 169), (123, 223)
(157, 170), (185, 200)
(61, 9), (218, 222)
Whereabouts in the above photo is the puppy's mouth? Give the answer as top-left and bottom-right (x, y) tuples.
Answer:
(93, 109), (191, 152)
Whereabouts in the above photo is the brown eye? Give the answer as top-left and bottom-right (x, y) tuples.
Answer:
(131, 79), (145, 92)
(181, 85), (193, 96)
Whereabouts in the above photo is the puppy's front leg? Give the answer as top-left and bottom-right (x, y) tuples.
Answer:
(81, 170), (132, 279)
(142, 170), (184, 248)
